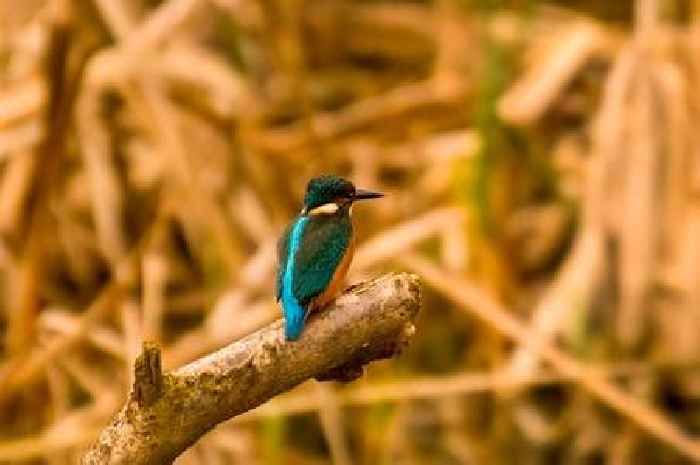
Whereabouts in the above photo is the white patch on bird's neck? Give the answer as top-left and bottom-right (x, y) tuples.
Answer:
(308, 202), (339, 216)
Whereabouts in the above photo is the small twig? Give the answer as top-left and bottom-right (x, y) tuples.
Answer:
(81, 273), (421, 465)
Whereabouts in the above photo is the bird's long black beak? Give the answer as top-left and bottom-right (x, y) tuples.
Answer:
(353, 188), (384, 200)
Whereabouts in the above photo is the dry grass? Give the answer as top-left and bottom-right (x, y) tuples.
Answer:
(2, 0), (700, 464)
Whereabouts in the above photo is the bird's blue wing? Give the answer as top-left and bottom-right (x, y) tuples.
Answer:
(279, 217), (311, 340)
(292, 214), (352, 306)
(276, 223), (291, 302)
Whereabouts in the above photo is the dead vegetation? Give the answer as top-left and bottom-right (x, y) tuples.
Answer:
(2, 0), (700, 464)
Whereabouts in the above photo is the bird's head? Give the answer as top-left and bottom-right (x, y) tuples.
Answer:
(302, 175), (383, 216)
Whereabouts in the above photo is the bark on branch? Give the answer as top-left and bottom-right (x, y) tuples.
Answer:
(81, 273), (421, 465)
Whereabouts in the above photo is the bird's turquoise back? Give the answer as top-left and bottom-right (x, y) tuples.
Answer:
(279, 217), (309, 340)
(277, 213), (353, 340)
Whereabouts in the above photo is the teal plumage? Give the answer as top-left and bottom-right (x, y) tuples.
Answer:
(277, 213), (352, 340)
(276, 224), (291, 303)
(277, 217), (309, 340)
(292, 214), (352, 305)
(276, 175), (383, 341)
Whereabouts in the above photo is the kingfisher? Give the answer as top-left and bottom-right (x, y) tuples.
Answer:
(276, 175), (383, 341)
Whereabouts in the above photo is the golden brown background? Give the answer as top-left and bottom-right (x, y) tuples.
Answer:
(2, 0), (700, 463)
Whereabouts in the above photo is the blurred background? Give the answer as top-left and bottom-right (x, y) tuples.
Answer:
(2, 0), (700, 463)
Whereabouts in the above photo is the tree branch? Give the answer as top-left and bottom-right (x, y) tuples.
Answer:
(81, 273), (421, 465)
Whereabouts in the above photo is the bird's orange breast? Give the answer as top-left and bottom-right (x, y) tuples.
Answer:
(309, 236), (355, 312)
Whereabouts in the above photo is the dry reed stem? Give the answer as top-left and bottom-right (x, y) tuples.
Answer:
(617, 65), (659, 347)
(92, 0), (136, 40)
(142, 252), (168, 343)
(5, 11), (76, 362)
(433, 0), (469, 94)
(0, 150), (36, 234)
(316, 383), (353, 465)
(122, 300), (143, 388)
(124, 0), (203, 51)
(614, 0), (661, 347)
(76, 88), (127, 266)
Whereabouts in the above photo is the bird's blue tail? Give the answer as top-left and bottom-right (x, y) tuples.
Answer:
(281, 264), (306, 341)
(282, 216), (309, 341)
(284, 303), (305, 341)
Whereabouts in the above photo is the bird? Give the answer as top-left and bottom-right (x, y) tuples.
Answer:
(276, 175), (383, 341)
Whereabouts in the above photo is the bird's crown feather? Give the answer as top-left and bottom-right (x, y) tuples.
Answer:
(304, 175), (355, 210)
